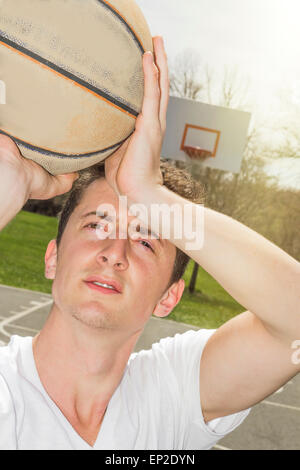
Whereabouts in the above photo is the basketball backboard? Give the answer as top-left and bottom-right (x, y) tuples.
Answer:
(161, 96), (251, 173)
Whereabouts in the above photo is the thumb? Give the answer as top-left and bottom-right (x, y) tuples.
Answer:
(52, 172), (80, 196)
(64, 171), (80, 181)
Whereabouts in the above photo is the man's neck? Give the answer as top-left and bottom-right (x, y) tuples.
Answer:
(32, 304), (141, 442)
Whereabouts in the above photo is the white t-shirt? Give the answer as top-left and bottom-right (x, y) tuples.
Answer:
(0, 329), (251, 450)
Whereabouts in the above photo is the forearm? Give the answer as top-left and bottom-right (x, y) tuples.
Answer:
(0, 155), (29, 231)
(133, 185), (300, 342)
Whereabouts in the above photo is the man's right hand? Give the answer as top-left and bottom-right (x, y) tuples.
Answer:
(0, 134), (79, 201)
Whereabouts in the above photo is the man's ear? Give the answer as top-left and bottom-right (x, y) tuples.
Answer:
(44, 239), (58, 280)
(153, 279), (185, 318)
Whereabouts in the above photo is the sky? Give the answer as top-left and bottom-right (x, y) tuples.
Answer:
(136, 0), (300, 113)
(136, 0), (300, 189)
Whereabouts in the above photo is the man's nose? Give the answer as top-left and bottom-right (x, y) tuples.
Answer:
(96, 237), (129, 270)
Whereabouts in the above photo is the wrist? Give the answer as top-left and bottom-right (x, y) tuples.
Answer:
(127, 183), (168, 207)
(0, 150), (30, 204)
(21, 159), (35, 201)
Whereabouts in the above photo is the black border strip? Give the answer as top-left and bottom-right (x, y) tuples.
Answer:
(96, 0), (145, 54)
(0, 33), (139, 118)
(0, 129), (132, 159)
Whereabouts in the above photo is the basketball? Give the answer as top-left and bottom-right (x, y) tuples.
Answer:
(0, 0), (153, 175)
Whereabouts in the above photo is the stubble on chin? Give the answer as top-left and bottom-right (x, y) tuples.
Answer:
(70, 304), (118, 330)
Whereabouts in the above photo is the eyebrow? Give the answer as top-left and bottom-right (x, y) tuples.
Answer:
(80, 211), (163, 244)
(80, 210), (112, 221)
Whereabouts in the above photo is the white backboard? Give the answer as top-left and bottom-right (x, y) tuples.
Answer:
(161, 96), (251, 173)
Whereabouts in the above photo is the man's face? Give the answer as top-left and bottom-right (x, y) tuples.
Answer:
(46, 178), (182, 334)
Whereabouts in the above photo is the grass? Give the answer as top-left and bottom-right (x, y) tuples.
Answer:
(0, 211), (245, 328)
(169, 261), (245, 329)
(0, 211), (57, 294)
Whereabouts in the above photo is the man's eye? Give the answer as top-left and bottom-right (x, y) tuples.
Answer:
(85, 222), (104, 230)
(139, 239), (153, 251)
(84, 224), (153, 251)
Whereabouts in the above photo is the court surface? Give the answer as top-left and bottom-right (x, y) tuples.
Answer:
(0, 283), (299, 450)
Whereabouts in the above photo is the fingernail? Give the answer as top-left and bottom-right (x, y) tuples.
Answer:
(144, 51), (153, 62)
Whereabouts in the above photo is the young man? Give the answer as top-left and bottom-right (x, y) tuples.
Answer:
(0, 37), (299, 450)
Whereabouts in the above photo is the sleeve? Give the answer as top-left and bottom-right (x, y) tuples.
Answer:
(0, 374), (17, 450)
(154, 328), (251, 449)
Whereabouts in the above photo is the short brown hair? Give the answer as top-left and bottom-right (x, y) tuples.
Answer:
(56, 160), (205, 290)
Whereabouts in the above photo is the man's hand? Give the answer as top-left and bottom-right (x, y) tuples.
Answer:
(0, 134), (79, 201)
(104, 36), (169, 202)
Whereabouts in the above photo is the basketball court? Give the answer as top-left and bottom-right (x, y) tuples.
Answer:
(1, 283), (299, 450)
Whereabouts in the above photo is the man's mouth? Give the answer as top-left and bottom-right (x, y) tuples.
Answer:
(84, 276), (122, 294)
(92, 281), (115, 290)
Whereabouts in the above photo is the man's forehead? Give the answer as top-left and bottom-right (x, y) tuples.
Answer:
(75, 182), (156, 237)
(80, 178), (117, 204)
(74, 179), (119, 215)
(78, 194), (136, 224)
(77, 180), (138, 223)
(74, 179), (176, 252)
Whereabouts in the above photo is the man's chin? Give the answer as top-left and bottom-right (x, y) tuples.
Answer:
(71, 302), (116, 330)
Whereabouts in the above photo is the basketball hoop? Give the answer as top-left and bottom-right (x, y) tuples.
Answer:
(180, 124), (220, 162)
(182, 145), (212, 161)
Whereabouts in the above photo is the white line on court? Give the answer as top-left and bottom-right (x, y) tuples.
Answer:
(0, 283), (51, 299)
(0, 299), (53, 339)
(3, 323), (40, 335)
(213, 444), (232, 450)
(262, 400), (300, 412)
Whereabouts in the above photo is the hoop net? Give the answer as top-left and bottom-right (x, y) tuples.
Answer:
(183, 146), (212, 161)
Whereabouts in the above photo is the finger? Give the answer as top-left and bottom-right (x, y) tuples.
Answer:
(141, 51), (161, 125)
(105, 148), (121, 179)
(105, 139), (129, 175)
(153, 36), (169, 134)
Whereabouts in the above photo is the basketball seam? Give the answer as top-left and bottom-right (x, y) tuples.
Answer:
(0, 33), (139, 118)
(96, 0), (146, 54)
(0, 128), (133, 159)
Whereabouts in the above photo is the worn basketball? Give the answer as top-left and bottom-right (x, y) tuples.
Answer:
(0, 0), (153, 175)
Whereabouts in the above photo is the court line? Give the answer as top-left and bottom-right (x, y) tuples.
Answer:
(0, 300), (53, 339)
(213, 444), (231, 450)
(3, 323), (40, 335)
(262, 400), (300, 412)
(0, 283), (52, 298)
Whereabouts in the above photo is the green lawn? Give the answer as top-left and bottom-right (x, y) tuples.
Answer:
(0, 211), (245, 328)
(0, 211), (57, 294)
(169, 261), (245, 328)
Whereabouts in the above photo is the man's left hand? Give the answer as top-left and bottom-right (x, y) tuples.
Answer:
(105, 36), (169, 203)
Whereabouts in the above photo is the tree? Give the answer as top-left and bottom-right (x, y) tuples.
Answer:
(169, 48), (206, 100)
(257, 86), (300, 160)
(218, 65), (250, 110)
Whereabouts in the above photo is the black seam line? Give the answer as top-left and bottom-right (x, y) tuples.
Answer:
(96, 0), (145, 54)
(0, 129), (132, 159)
(0, 33), (139, 118)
